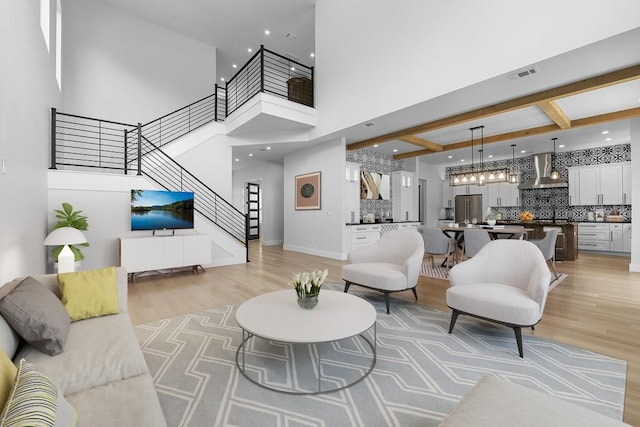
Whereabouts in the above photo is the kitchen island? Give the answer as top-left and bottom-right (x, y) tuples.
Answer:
(498, 221), (578, 261)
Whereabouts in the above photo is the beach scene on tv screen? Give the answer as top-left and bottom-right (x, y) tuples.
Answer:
(131, 190), (195, 230)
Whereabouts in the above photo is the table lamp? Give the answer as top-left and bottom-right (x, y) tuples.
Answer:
(44, 227), (87, 273)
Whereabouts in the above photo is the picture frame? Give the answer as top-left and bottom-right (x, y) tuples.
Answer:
(295, 171), (321, 210)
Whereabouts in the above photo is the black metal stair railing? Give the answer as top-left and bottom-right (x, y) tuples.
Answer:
(125, 128), (246, 246)
(137, 85), (226, 150)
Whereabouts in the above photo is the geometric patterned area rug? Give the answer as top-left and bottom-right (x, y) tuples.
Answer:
(420, 261), (569, 291)
(135, 284), (626, 427)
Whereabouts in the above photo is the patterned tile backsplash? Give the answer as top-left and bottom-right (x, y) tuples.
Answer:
(445, 143), (632, 222)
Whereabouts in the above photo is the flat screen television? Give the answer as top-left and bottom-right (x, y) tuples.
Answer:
(131, 189), (195, 231)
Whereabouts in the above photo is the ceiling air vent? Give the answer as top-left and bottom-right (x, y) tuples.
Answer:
(363, 122), (376, 127)
(285, 32), (297, 39)
(508, 67), (540, 80)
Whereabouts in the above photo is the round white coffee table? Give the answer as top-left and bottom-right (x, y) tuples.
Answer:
(235, 289), (377, 395)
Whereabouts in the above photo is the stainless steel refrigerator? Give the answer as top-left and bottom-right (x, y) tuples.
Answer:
(455, 194), (483, 224)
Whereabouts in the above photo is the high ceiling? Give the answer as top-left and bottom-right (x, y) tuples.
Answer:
(92, 1), (639, 170)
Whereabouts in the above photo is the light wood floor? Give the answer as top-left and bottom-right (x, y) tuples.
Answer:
(128, 241), (640, 425)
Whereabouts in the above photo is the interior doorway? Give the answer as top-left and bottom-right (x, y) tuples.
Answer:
(418, 179), (427, 225)
(246, 182), (261, 240)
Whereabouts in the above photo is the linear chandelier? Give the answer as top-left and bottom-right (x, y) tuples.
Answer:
(449, 125), (509, 186)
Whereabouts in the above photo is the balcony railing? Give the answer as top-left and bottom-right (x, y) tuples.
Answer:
(226, 45), (314, 116)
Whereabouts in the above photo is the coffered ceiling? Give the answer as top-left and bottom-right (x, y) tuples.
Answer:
(347, 65), (640, 166)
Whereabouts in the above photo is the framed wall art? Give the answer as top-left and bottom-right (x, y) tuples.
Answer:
(295, 171), (321, 210)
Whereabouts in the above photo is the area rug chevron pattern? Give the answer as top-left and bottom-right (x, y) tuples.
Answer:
(135, 285), (626, 427)
(420, 261), (569, 290)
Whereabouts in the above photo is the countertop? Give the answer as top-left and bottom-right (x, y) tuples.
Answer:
(345, 220), (420, 226)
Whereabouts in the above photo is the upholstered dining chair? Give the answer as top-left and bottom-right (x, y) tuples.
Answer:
(462, 229), (491, 258)
(423, 227), (457, 268)
(446, 239), (551, 357)
(529, 228), (560, 280)
(342, 229), (425, 314)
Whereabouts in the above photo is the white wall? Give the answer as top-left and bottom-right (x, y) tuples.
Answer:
(313, 0), (640, 138)
(174, 135), (233, 202)
(283, 139), (345, 259)
(0, 0), (61, 283)
(63, 0), (216, 124)
(417, 162), (446, 227)
(630, 119), (639, 272)
(233, 162), (285, 246)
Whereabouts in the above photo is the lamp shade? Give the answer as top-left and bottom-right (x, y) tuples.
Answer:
(44, 227), (87, 246)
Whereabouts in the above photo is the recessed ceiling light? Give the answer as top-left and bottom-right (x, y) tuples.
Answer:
(447, 155), (453, 159)
(264, 29), (270, 35)
(520, 150), (526, 154)
(234, 158), (239, 162)
(310, 52), (315, 58)
(220, 77), (225, 81)
(559, 144), (565, 148)
(488, 154), (493, 158)
(373, 144), (378, 147)
(247, 48), (252, 53)
(392, 149), (398, 153)
(460, 159), (465, 162)
(248, 153), (253, 157)
(266, 146), (271, 150)
(602, 130), (609, 134)
(232, 64), (237, 68)
(290, 66), (296, 71)
(606, 137), (612, 141)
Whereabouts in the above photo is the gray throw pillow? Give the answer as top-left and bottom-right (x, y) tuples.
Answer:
(0, 277), (71, 356)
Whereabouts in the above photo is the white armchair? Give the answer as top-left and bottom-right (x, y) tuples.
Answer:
(446, 239), (551, 357)
(342, 230), (425, 314)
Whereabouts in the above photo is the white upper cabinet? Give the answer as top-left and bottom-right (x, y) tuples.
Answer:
(622, 162), (632, 204)
(568, 162), (627, 206)
(487, 182), (519, 207)
(392, 170), (416, 221)
(441, 180), (453, 208)
(345, 162), (360, 223)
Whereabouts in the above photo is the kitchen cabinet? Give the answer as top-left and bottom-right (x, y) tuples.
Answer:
(622, 162), (632, 204)
(487, 182), (519, 208)
(578, 222), (631, 253)
(345, 162), (361, 223)
(349, 224), (381, 250)
(609, 223), (624, 252)
(568, 168), (580, 206)
(578, 223), (610, 251)
(568, 163), (626, 206)
(392, 170), (416, 221)
(441, 180), (453, 208)
(623, 223), (632, 253)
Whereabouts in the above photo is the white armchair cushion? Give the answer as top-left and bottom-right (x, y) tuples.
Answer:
(446, 283), (542, 325)
(342, 263), (407, 292)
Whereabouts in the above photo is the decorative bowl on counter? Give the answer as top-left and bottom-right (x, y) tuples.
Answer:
(486, 219), (496, 226)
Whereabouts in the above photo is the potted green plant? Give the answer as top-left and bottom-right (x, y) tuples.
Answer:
(485, 212), (498, 226)
(51, 202), (89, 261)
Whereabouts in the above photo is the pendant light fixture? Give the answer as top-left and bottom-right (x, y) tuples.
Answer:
(476, 126), (486, 186)
(550, 137), (560, 180)
(468, 127), (476, 183)
(509, 144), (519, 184)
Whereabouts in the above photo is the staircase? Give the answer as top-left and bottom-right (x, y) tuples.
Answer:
(49, 45), (315, 266)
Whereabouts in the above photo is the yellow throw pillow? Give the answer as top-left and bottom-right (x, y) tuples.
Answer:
(0, 349), (17, 412)
(57, 266), (119, 321)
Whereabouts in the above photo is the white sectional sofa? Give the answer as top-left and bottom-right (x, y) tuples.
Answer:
(0, 267), (166, 427)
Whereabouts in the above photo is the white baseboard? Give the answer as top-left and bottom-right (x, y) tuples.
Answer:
(629, 262), (640, 272)
(283, 244), (344, 260)
(261, 239), (284, 246)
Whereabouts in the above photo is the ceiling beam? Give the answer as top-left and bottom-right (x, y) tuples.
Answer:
(536, 100), (571, 129)
(349, 63), (640, 150)
(398, 135), (443, 151)
(392, 106), (640, 160)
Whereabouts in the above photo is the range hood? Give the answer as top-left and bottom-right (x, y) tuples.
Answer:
(517, 153), (568, 190)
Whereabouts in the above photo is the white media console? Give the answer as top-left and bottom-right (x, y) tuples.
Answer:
(119, 234), (211, 280)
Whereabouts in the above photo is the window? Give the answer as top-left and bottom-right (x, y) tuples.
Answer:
(40, 0), (50, 52)
(55, 0), (62, 91)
